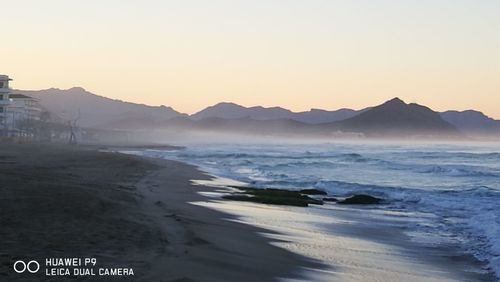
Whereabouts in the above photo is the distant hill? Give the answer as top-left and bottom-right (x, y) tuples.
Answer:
(159, 98), (462, 139)
(190, 102), (500, 136)
(191, 102), (365, 124)
(332, 98), (461, 137)
(16, 87), (186, 128)
(191, 102), (292, 121)
(13, 87), (500, 138)
(440, 110), (500, 136)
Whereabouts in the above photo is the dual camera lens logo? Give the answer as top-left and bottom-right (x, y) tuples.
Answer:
(13, 260), (40, 274)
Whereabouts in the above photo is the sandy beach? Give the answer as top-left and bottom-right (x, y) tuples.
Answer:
(0, 144), (317, 281)
(195, 196), (495, 282)
(1, 143), (497, 281)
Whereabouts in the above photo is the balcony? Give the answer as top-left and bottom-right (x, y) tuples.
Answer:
(0, 99), (12, 105)
(24, 106), (43, 112)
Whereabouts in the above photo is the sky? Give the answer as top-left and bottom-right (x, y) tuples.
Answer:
(2, 0), (500, 117)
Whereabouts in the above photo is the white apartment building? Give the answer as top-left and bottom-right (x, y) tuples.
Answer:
(0, 74), (13, 134)
(0, 74), (42, 137)
(9, 94), (42, 122)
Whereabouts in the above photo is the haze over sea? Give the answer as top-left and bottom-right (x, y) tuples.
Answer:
(141, 141), (500, 279)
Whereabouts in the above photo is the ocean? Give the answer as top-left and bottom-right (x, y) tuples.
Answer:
(139, 141), (500, 279)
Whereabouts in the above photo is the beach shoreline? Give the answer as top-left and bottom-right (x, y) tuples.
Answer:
(132, 152), (323, 281)
(175, 174), (496, 282)
(150, 141), (500, 282)
(1, 143), (496, 281)
(0, 143), (317, 281)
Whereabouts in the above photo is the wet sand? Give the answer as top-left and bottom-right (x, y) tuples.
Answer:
(0, 144), (318, 281)
(192, 181), (496, 282)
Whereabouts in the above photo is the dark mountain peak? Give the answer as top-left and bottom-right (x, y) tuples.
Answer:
(335, 98), (459, 137)
(212, 102), (244, 108)
(68, 86), (87, 92)
(199, 102), (247, 112)
(383, 97), (407, 107)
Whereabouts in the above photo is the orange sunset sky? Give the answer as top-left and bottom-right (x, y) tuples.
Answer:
(2, 0), (500, 117)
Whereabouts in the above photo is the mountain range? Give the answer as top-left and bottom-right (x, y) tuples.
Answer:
(190, 102), (365, 124)
(15, 87), (500, 138)
(17, 87), (185, 128)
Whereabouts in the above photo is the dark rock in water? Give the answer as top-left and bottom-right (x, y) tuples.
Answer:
(299, 189), (327, 195)
(322, 197), (338, 202)
(223, 187), (324, 207)
(338, 195), (382, 205)
(223, 194), (309, 207)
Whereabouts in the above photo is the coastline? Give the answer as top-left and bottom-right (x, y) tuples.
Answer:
(194, 196), (495, 282)
(150, 141), (500, 282)
(1, 143), (496, 281)
(138, 148), (496, 282)
(0, 143), (318, 281)
(134, 153), (322, 281)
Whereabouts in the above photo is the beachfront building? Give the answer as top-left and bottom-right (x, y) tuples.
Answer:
(8, 94), (42, 124)
(0, 74), (43, 138)
(0, 75), (13, 135)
